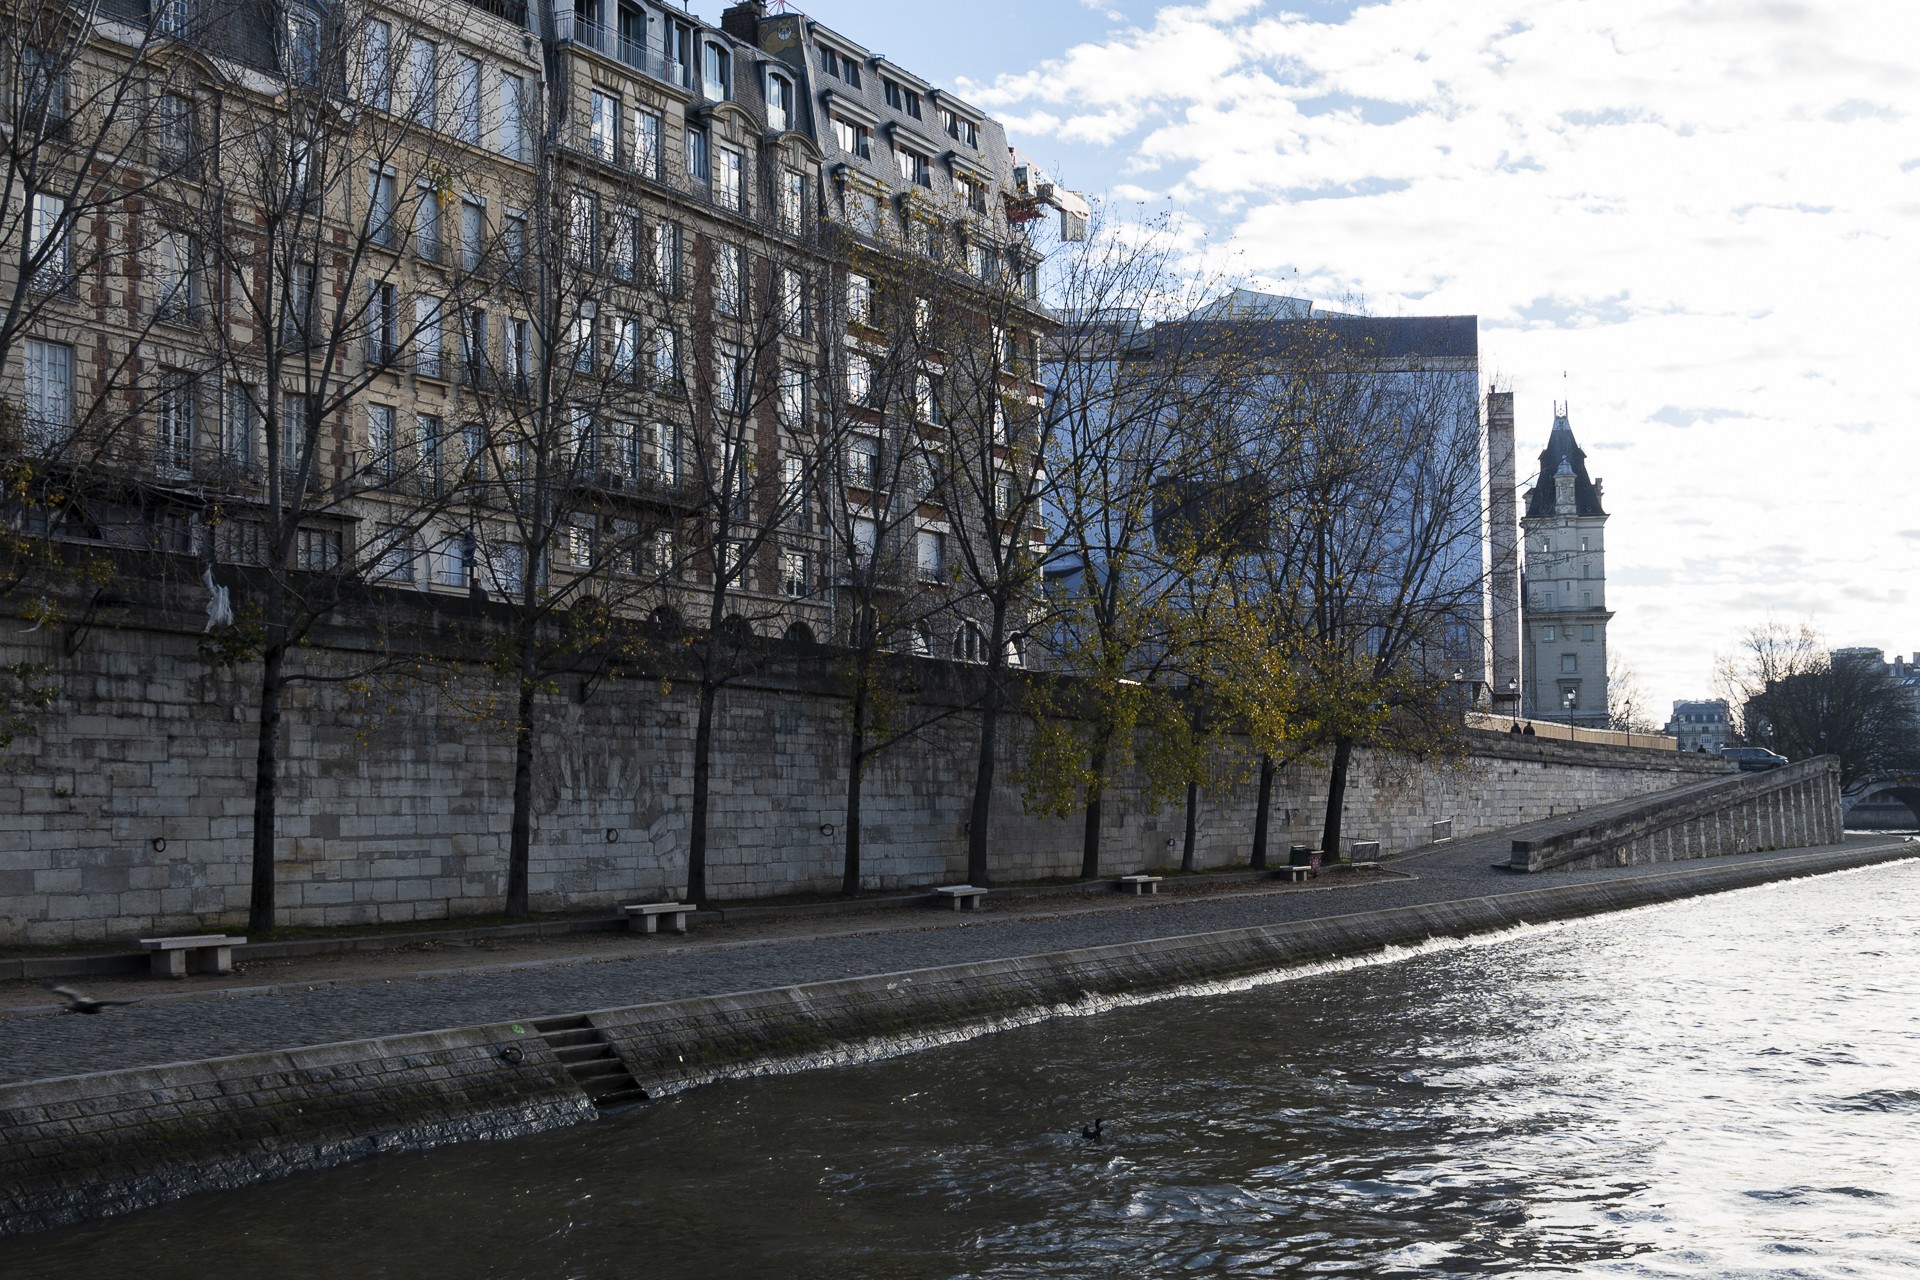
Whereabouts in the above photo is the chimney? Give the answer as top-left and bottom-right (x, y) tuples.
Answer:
(721, 1), (766, 41)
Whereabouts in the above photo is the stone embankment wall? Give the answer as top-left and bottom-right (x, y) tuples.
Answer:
(1, 841), (1909, 1237)
(0, 612), (1728, 943)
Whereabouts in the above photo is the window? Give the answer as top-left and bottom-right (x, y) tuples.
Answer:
(714, 343), (745, 414)
(296, 526), (343, 573)
(915, 372), (942, 424)
(1582, 624), (1595, 641)
(650, 326), (680, 388)
(452, 55), (481, 143)
(940, 107), (978, 148)
(1580, 536), (1590, 551)
(462, 306), (489, 381)
(153, 0), (189, 37)
(851, 515), (878, 564)
(285, 261), (316, 345)
(967, 241), (995, 280)
(223, 383), (258, 467)
(651, 422), (679, 484)
(779, 168), (806, 234)
(821, 46), (861, 88)
(503, 210), (527, 277)
(150, 228), (196, 321)
(883, 78), (922, 119)
(563, 516), (594, 567)
(779, 268), (808, 335)
(1561, 654), (1578, 674)
(685, 127), (710, 186)
(505, 316), (530, 388)
(498, 73), (527, 161)
(374, 524), (414, 583)
(412, 296), (444, 378)
(156, 373), (195, 475)
(956, 174), (986, 214)
(846, 436), (879, 489)
(957, 620), (986, 663)
(1581, 592), (1591, 607)
(781, 549), (809, 598)
(780, 454), (808, 527)
(415, 185), (442, 259)
(369, 170), (398, 246)
(1543, 625), (1556, 641)
(846, 272), (873, 325)
(845, 352), (874, 406)
(766, 73), (792, 131)
(155, 93), (196, 169)
(716, 146), (745, 213)
(590, 89), (621, 163)
(612, 315), (641, 383)
(417, 414), (441, 492)
(894, 146), (930, 188)
(650, 220), (681, 292)
(633, 108), (662, 180)
(778, 366), (808, 429)
(366, 280), (398, 363)
(23, 47), (69, 126)
(652, 528), (678, 577)
(28, 192), (66, 291)
(568, 188), (596, 264)
(435, 530), (472, 589)
(407, 38), (437, 126)
(917, 528), (945, 580)
(830, 116), (871, 159)
(367, 403), (396, 479)
(702, 41), (730, 101)
(284, 8), (321, 83)
(571, 305), (598, 373)
(713, 242), (742, 316)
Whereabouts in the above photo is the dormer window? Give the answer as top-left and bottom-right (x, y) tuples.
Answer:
(883, 78), (922, 119)
(820, 45), (861, 88)
(702, 41), (731, 101)
(283, 5), (321, 84)
(765, 72), (792, 132)
(940, 107), (978, 148)
(894, 145), (930, 189)
(831, 115), (871, 160)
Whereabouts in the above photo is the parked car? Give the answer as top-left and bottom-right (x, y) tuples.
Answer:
(1720, 746), (1789, 772)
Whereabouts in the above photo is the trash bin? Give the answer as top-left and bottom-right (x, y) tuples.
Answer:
(1288, 843), (1313, 867)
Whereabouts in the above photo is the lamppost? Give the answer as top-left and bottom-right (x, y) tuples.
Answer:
(1563, 686), (1578, 738)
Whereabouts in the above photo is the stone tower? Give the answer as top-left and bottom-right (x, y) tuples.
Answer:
(1520, 406), (1611, 727)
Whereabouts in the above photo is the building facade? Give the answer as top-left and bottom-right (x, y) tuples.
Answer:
(1520, 406), (1611, 727)
(1665, 698), (1731, 754)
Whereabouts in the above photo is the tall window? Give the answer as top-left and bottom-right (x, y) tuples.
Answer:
(284, 8), (321, 83)
(606, 205), (639, 281)
(715, 146), (743, 211)
(156, 373), (195, 475)
(367, 403), (396, 480)
(571, 305), (597, 373)
(651, 422), (679, 484)
(781, 549), (809, 598)
(590, 89), (621, 163)
(846, 435), (879, 489)
(369, 170), (398, 246)
(685, 127), (710, 186)
(917, 529), (945, 580)
(779, 168), (806, 234)
(414, 296), (444, 378)
(778, 366), (808, 430)
(714, 343), (745, 414)
(830, 116), (870, 159)
(150, 228), (196, 321)
(498, 74), (527, 161)
(503, 210), (527, 274)
(650, 326), (680, 387)
(223, 384), (258, 468)
(765, 73), (792, 131)
(366, 280), (398, 362)
(779, 267), (807, 335)
(650, 220), (680, 292)
(845, 352), (874, 406)
(461, 198), (486, 270)
(941, 108), (978, 148)
(612, 315), (641, 383)
(155, 93), (195, 169)
(452, 55), (481, 143)
(374, 525), (415, 582)
(846, 272), (873, 325)
(28, 192), (66, 291)
(633, 108), (662, 180)
(894, 147), (930, 188)
(569, 188), (596, 265)
(415, 185), (442, 259)
(701, 41), (730, 100)
(408, 38), (437, 126)
(505, 316), (530, 389)
(713, 242), (742, 316)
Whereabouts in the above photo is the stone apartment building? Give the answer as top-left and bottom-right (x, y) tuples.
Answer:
(3, 0), (1053, 654)
(1664, 699), (1731, 754)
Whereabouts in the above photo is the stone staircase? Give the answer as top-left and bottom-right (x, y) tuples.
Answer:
(531, 1014), (648, 1108)
(1507, 755), (1842, 873)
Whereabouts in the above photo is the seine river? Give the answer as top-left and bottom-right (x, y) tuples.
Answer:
(10, 858), (1920, 1278)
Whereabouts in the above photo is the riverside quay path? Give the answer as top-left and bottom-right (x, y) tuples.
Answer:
(3, 833), (1914, 1087)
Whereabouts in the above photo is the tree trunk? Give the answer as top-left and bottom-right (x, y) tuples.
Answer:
(842, 666), (868, 897)
(1321, 734), (1354, 859)
(965, 673), (999, 885)
(1249, 753), (1275, 869)
(246, 640), (286, 934)
(505, 667), (537, 918)
(687, 679), (717, 904)
(1079, 743), (1107, 880)
(1181, 779), (1199, 872)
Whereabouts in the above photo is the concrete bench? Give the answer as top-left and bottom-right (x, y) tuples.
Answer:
(137, 934), (246, 978)
(1431, 819), (1455, 843)
(1350, 841), (1381, 861)
(1117, 874), (1162, 895)
(621, 902), (696, 935)
(1275, 865), (1311, 884)
(932, 885), (987, 910)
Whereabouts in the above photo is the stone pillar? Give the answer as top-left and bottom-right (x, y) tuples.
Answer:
(1485, 391), (1521, 711)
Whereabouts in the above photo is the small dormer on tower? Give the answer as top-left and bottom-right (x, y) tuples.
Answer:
(1553, 456), (1576, 515)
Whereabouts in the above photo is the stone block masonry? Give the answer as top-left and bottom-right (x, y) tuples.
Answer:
(0, 612), (1730, 943)
(0, 1025), (593, 1236)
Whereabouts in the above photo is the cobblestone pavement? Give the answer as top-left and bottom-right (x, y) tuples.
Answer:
(1, 836), (1910, 1086)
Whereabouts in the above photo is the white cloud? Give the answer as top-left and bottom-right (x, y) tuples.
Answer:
(977, 0), (1920, 708)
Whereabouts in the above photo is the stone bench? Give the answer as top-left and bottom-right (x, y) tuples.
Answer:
(1117, 874), (1162, 895)
(621, 902), (696, 935)
(932, 885), (987, 911)
(1350, 841), (1381, 860)
(1275, 865), (1311, 884)
(137, 934), (246, 978)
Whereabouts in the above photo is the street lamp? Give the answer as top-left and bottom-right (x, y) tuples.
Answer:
(1562, 686), (1578, 738)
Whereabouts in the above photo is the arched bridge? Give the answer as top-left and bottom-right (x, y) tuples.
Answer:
(1842, 771), (1920, 827)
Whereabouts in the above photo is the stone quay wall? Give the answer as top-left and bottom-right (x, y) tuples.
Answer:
(0, 612), (1730, 944)
(1, 841), (1909, 1237)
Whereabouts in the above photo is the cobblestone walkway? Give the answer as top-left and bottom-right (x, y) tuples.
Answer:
(1, 836), (1909, 1086)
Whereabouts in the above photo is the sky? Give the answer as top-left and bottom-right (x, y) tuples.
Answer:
(738, 0), (1920, 715)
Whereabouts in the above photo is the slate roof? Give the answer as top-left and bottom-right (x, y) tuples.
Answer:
(1524, 410), (1607, 518)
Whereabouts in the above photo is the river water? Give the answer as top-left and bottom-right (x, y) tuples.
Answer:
(10, 858), (1920, 1278)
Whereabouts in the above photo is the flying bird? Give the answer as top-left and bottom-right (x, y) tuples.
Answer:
(46, 984), (139, 1015)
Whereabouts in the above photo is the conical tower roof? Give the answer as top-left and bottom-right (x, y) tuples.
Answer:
(1525, 407), (1606, 518)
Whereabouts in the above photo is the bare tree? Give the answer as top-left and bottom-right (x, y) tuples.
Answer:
(1715, 618), (1824, 740)
(1606, 650), (1655, 734)
(1737, 641), (1919, 787)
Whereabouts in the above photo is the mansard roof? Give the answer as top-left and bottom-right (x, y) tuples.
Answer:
(1525, 408), (1607, 518)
